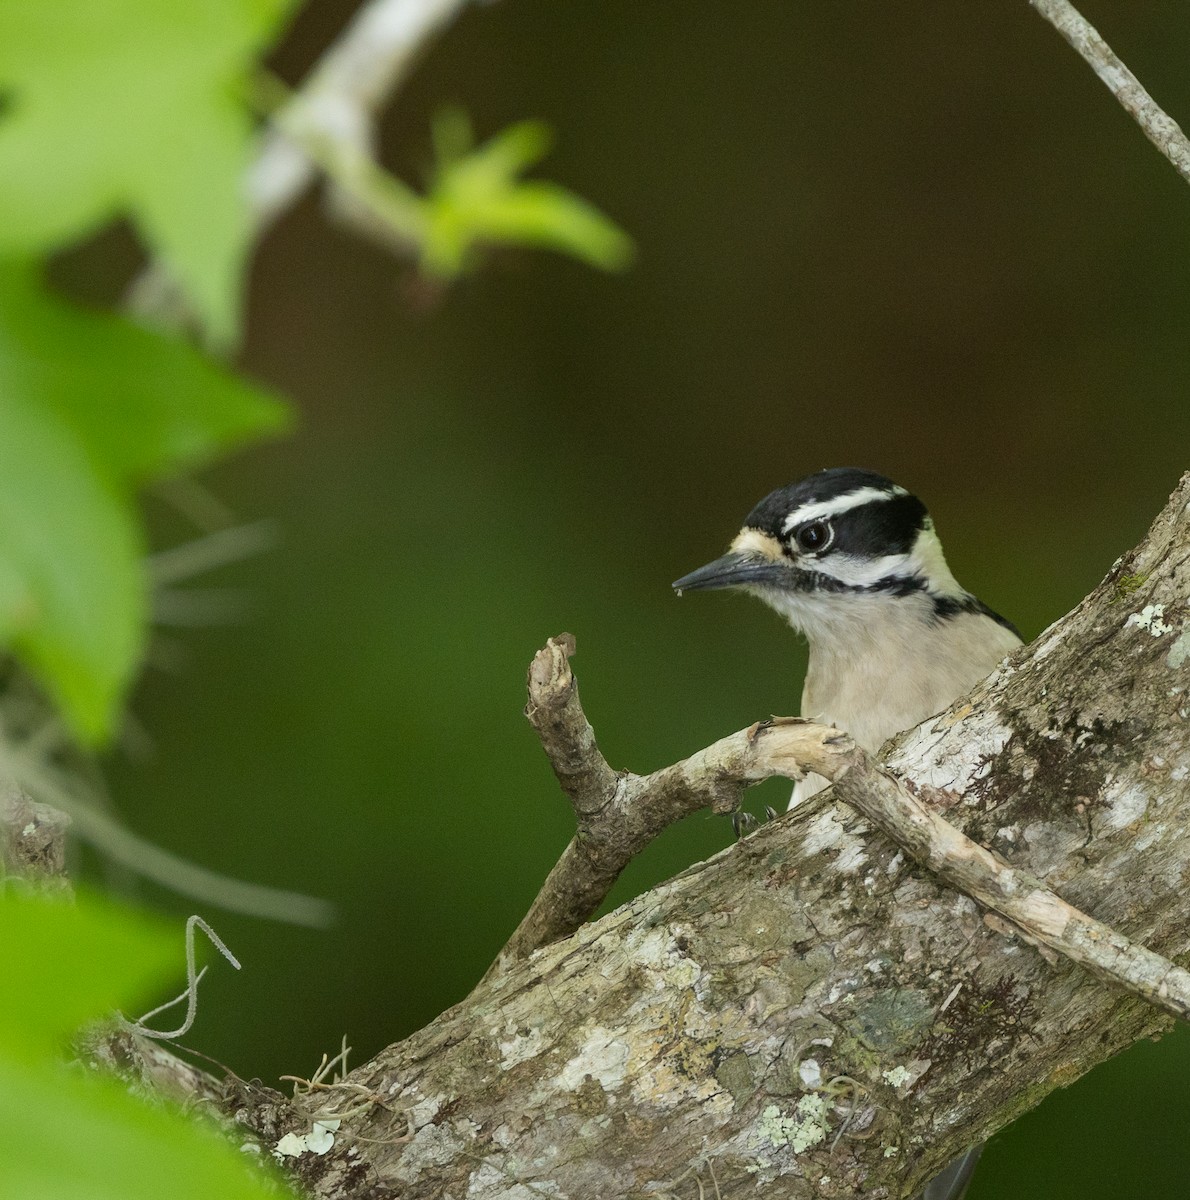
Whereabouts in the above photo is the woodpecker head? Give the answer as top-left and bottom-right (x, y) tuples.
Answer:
(673, 467), (986, 641)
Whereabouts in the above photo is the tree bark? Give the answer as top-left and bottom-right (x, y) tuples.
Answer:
(234, 474), (1190, 1199)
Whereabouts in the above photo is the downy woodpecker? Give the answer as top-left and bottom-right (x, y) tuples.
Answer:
(673, 466), (1022, 1200)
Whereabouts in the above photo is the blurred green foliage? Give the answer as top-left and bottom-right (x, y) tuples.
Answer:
(0, 0), (295, 344)
(0, 891), (290, 1200)
(0, 261), (288, 741)
(262, 75), (634, 284)
(420, 109), (635, 278)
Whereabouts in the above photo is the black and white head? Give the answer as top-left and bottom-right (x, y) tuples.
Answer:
(673, 467), (1017, 643)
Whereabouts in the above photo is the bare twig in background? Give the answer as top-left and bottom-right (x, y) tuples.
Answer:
(1031, 0), (1190, 187)
(128, 0), (477, 319)
(0, 737), (333, 926)
(249, 0), (477, 236)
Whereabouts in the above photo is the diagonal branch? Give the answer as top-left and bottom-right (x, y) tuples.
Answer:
(248, 0), (476, 238)
(1031, 0), (1190, 187)
(818, 733), (1190, 1021)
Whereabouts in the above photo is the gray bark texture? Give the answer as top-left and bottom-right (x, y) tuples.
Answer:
(233, 476), (1190, 1197)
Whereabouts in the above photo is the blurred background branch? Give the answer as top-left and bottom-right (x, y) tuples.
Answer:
(248, 0), (478, 237)
(129, 0), (631, 327)
(126, 0), (474, 324)
(1032, 0), (1190, 186)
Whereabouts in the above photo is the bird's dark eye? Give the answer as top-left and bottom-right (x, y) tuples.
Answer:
(794, 520), (833, 553)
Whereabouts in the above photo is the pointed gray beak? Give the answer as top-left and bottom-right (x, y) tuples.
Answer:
(672, 551), (791, 595)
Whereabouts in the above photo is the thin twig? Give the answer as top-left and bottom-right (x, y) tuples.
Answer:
(522, 634), (618, 818)
(249, 0), (477, 236)
(128, 0), (477, 322)
(483, 640), (831, 982)
(1031, 0), (1190, 187)
(129, 915), (241, 1041)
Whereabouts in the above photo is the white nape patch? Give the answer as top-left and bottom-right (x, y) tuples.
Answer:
(902, 525), (962, 596)
(780, 485), (906, 533)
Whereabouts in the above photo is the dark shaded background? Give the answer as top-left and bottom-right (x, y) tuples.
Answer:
(92, 2), (1190, 1196)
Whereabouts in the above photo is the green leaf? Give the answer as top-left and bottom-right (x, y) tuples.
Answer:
(421, 114), (634, 278)
(0, 262), (291, 741)
(446, 181), (636, 272)
(0, 0), (294, 345)
(0, 391), (144, 743)
(434, 113), (553, 178)
(0, 891), (175, 1057)
(0, 262), (290, 481)
(0, 892), (290, 1200)
(0, 1059), (289, 1200)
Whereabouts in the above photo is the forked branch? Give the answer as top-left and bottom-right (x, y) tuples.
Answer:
(499, 632), (1190, 1021)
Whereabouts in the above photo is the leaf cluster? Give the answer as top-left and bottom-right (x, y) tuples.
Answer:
(0, 891), (292, 1200)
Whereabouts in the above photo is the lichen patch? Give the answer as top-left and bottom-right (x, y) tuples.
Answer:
(757, 1094), (832, 1154)
(1126, 604), (1173, 638)
(1100, 780), (1150, 831)
(1168, 628), (1190, 668)
(890, 707), (1013, 796)
(498, 1024), (547, 1069)
(556, 1025), (629, 1093)
(882, 1065), (912, 1089)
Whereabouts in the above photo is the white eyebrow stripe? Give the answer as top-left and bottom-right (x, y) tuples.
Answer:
(780, 485), (907, 533)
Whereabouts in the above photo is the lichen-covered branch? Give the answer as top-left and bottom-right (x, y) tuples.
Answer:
(489, 638), (826, 979)
(241, 473), (1190, 1200)
(817, 735), (1190, 1021)
(498, 632), (1190, 1014)
(1031, 0), (1190, 187)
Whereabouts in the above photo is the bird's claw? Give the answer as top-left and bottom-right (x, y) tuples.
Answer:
(732, 810), (760, 839)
